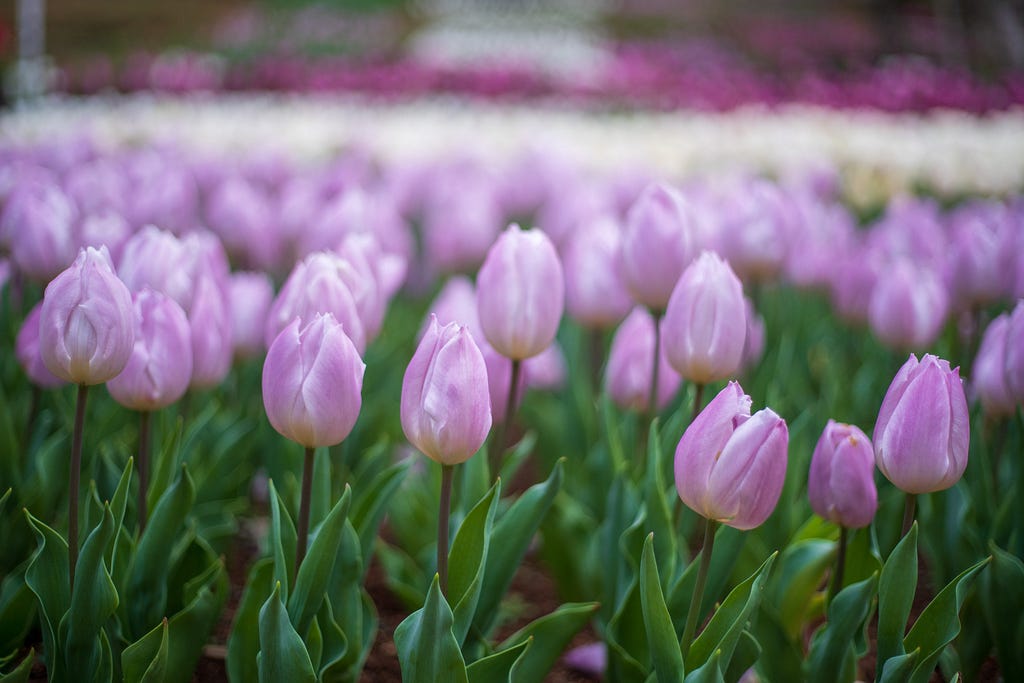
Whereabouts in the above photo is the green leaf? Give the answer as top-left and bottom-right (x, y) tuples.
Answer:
(903, 557), (989, 683)
(980, 541), (1024, 682)
(227, 559), (273, 683)
(466, 639), (531, 683)
(162, 556), (229, 683)
(24, 512), (69, 680)
(668, 525), (746, 635)
(322, 520), (366, 678)
(257, 582), (316, 683)
(394, 574), (468, 683)
(0, 568), (37, 655)
(473, 460), (563, 638)
(499, 602), (600, 683)
(0, 648), (35, 683)
(687, 552), (776, 674)
(640, 534), (685, 683)
(806, 574), (878, 683)
(268, 480), (297, 603)
(606, 579), (649, 683)
(683, 649), (724, 683)
(723, 631), (761, 683)
(122, 619), (169, 683)
(289, 486), (352, 638)
(448, 481), (499, 645)
(350, 460), (408, 574)
(309, 447), (331, 529)
(644, 421), (678, 583)
(877, 523), (918, 669)
(768, 539), (834, 639)
(878, 649), (920, 683)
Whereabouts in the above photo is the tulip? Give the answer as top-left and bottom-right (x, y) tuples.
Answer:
(483, 343), (526, 423)
(972, 314), (1015, 417)
(423, 182), (502, 274)
(562, 214), (633, 329)
(401, 315), (491, 595)
(663, 251), (747, 385)
(741, 296), (766, 374)
(16, 302), (66, 389)
(605, 308), (681, 412)
(188, 272), (233, 390)
(206, 175), (279, 271)
(78, 210), (132, 263)
(714, 178), (789, 283)
(1007, 301), (1024, 402)
(867, 258), (948, 351)
(620, 182), (695, 311)
(3, 179), (77, 282)
(228, 272), (274, 359)
(335, 233), (391, 343)
(523, 342), (567, 391)
(425, 276), (480, 336)
(808, 421), (878, 529)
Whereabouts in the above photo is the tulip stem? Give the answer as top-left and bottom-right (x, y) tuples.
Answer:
(69, 383), (89, 592)
(829, 526), (848, 601)
(295, 447), (315, 577)
(438, 464), (455, 597)
(137, 411), (152, 533)
(690, 383), (705, 426)
(488, 359), (521, 481)
(901, 493), (917, 537)
(681, 518), (718, 658)
(646, 311), (663, 421)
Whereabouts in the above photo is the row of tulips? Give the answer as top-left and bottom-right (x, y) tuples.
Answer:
(1, 132), (1024, 682)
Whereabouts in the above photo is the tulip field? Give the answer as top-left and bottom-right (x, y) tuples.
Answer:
(3, 11), (1024, 680)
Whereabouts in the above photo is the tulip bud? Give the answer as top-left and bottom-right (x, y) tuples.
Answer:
(39, 246), (135, 385)
(228, 272), (274, 359)
(808, 420), (878, 529)
(563, 214), (633, 328)
(477, 224), (564, 360)
(874, 354), (969, 494)
(605, 308), (681, 412)
(206, 175), (280, 271)
(425, 276), (480, 336)
(3, 179), (77, 282)
(188, 272), (233, 389)
(16, 302), (66, 389)
(401, 315), (492, 465)
(108, 289), (192, 411)
(674, 382), (788, 530)
(1006, 301), (1024, 403)
(867, 259), (948, 350)
(972, 314), (1015, 417)
(663, 251), (747, 384)
(523, 342), (567, 391)
(262, 314), (365, 448)
(620, 182), (695, 311)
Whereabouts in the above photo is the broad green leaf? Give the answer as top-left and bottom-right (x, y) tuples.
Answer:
(268, 480), (297, 602)
(683, 649), (724, 683)
(122, 619), (169, 683)
(257, 582), (316, 683)
(107, 457), (133, 573)
(640, 534), (684, 683)
(394, 574), (468, 683)
(768, 539), (833, 639)
(161, 556), (229, 683)
(315, 597), (349, 682)
(841, 526), (882, 590)
(878, 649), (920, 683)
(289, 486), (351, 637)
(877, 523), (918, 668)
(806, 574), (878, 683)
(668, 525), (746, 635)
(24, 512), (69, 681)
(448, 482), (499, 645)
(350, 460), (408, 572)
(322, 521), (366, 678)
(605, 579), (649, 683)
(903, 557), (989, 683)
(499, 602), (600, 683)
(723, 631), (761, 683)
(687, 552), (777, 674)
(0, 648), (34, 683)
(644, 420), (678, 583)
(227, 559), (273, 683)
(0, 569), (36, 655)
(980, 542), (1024, 682)
(466, 639), (531, 683)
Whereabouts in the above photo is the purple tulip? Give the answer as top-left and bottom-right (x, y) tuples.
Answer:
(63, 158), (128, 217)
(620, 182), (695, 311)
(674, 382), (788, 530)
(2, 179), (77, 282)
(188, 272), (233, 389)
(206, 175), (280, 271)
(39, 246), (135, 385)
(945, 202), (1015, 309)
(1005, 300), (1024, 402)
(714, 178), (789, 283)
(741, 296), (766, 373)
(78, 210), (132, 263)
(874, 354), (969, 494)
(476, 224), (564, 361)
(228, 272), (274, 359)
(562, 214), (633, 328)
(808, 420), (878, 529)
(868, 258), (948, 350)
(605, 307), (681, 412)
(426, 276), (480, 336)
(401, 315), (492, 465)
(972, 314), (1016, 417)
(663, 251), (747, 384)
(523, 342), (567, 391)
(335, 234), (394, 343)
(16, 302), (66, 389)
(423, 181), (502, 274)
(262, 313), (365, 448)
(107, 289), (192, 411)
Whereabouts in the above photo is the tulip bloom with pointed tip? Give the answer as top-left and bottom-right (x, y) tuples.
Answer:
(477, 224), (564, 361)
(972, 313), (1016, 417)
(402, 316), (492, 465)
(605, 307), (681, 412)
(108, 289), (192, 411)
(228, 272), (274, 359)
(675, 382), (788, 530)
(16, 302), (66, 389)
(868, 259), (948, 351)
(262, 314), (365, 449)
(563, 214), (633, 328)
(39, 246), (135, 385)
(808, 421), (878, 529)
(663, 251), (747, 384)
(874, 354), (969, 494)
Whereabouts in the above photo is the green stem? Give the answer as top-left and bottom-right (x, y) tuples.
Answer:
(137, 411), (152, 533)
(830, 526), (849, 600)
(69, 383), (89, 592)
(295, 447), (315, 578)
(646, 310), (664, 421)
(488, 359), (521, 481)
(690, 383), (705, 426)
(901, 493), (917, 537)
(438, 464), (455, 597)
(681, 518), (718, 658)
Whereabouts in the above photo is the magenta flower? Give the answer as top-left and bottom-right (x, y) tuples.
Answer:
(808, 421), (878, 529)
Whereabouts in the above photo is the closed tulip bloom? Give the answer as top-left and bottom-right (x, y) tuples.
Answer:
(4, 179), (77, 282)
(605, 308), (681, 412)
(663, 251), (747, 384)
(16, 302), (66, 389)
(1006, 301), (1024, 402)
(620, 182), (695, 311)
(40, 246), (135, 385)
(188, 273), (233, 389)
(808, 421), (878, 529)
(228, 272), (274, 359)
(108, 289), (192, 411)
(477, 224), (564, 360)
(868, 259), (948, 350)
(401, 316), (492, 465)
(674, 382), (788, 530)
(524, 342), (567, 391)
(563, 214), (633, 328)
(426, 276), (480, 336)
(206, 175), (279, 271)
(874, 354), (969, 494)
(262, 314), (365, 448)
(972, 314), (1015, 417)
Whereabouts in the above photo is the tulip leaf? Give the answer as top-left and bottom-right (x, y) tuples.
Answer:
(806, 573), (878, 683)
(644, 420), (678, 583)
(394, 574), (468, 683)
(350, 459), (409, 574)
(877, 523), (918, 669)
(980, 541), (1024, 682)
(157, 555), (229, 683)
(668, 525), (746, 635)
(640, 534), (685, 683)
(448, 481), (499, 645)
(768, 539), (834, 639)
(877, 649), (920, 683)
(24, 512), (69, 681)
(228, 559), (274, 683)
(465, 639), (531, 683)
(0, 566), (37, 655)
(268, 480), (297, 603)
(258, 582), (317, 683)
(473, 459), (563, 639)
(289, 486), (351, 638)
(606, 579), (650, 683)
(122, 618), (169, 683)
(0, 648), (34, 683)
(683, 649), (724, 683)
(687, 552), (776, 673)
(498, 601), (600, 683)
(314, 596), (348, 681)
(723, 630), (761, 683)
(323, 520), (369, 677)
(902, 556), (989, 683)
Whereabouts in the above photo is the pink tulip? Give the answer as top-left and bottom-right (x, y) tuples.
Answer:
(808, 420), (878, 529)
(16, 302), (66, 389)
(605, 308), (681, 412)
